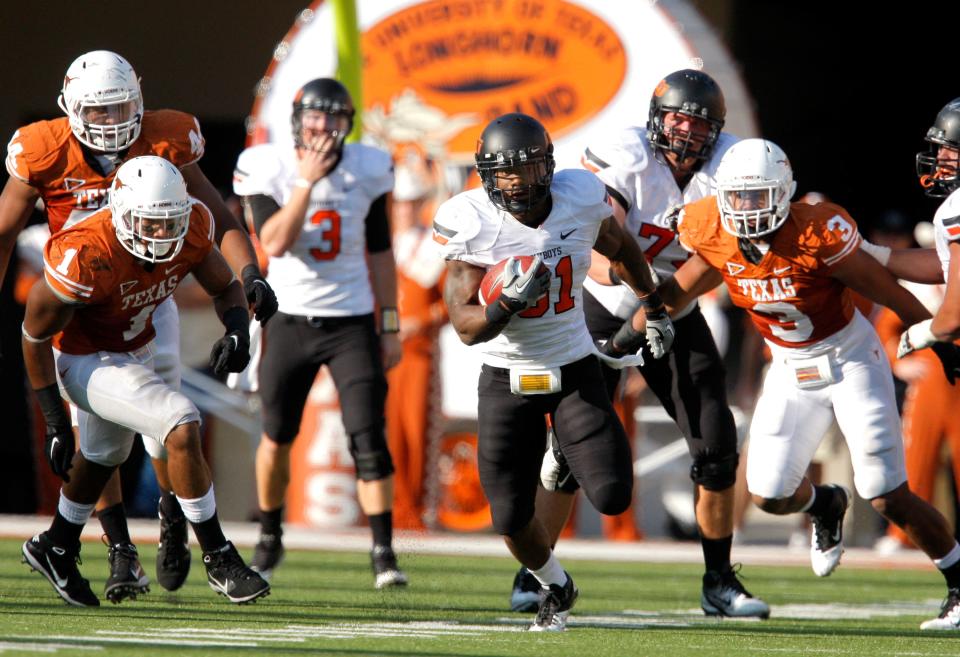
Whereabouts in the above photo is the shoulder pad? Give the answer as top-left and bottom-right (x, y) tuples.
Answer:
(5, 120), (70, 185)
(140, 110), (205, 166)
(43, 212), (113, 305)
(583, 126), (649, 173)
(184, 200), (216, 253)
(431, 191), (487, 259)
(347, 143), (394, 199)
(233, 144), (285, 197)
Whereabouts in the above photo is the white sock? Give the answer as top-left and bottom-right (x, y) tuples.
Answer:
(177, 485), (217, 523)
(531, 552), (567, 588)
(57, 491), (95, 525)
(935, 542), (960, 570)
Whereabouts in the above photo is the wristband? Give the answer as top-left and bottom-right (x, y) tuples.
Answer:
(639, 290), (665, 311)
(381, 307), (400, 334)
(241, 264), (262, 284)
(35, 383), (69, 429)
(293, 177), (312, 189)
(222, 306), (249, 334)
(21, 323), (51, 344)
(484, 299), (514, 324)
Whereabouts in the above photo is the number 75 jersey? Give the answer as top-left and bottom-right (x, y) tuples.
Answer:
(233, 142), (394, 317)
(677, 197), (861, 348)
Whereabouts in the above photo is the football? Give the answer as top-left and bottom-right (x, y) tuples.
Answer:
(478, 255), (549, 306)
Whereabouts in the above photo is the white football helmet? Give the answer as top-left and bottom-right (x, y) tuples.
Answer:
(715, 138), (797, 238)
(110, 156), (191, 263)
(58, 50), (143, 152)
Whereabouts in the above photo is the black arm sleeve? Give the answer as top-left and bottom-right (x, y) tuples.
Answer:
(365, 193), (392, 253)
(242, 194), (282, 238)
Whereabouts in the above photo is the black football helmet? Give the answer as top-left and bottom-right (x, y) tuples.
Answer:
(917, 98), (960, 198)
(291, 78), (355, 150)
(647, 69), (725, 165)
(475, 113), (555, 213)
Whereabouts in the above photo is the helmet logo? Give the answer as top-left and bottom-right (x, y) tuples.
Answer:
(653, 80), (670, 98)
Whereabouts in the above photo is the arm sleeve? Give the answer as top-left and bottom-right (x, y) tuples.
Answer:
(242, 194), (281, 238)
(365, 193), (391, 253)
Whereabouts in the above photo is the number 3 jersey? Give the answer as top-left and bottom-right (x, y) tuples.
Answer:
(582, 127), (738, 319)
(677, 198), (861, 349)
(233, 142), (394, 317)
(43, 202), (214, 355)
(5, 110), (204, 233)
(433, 168), (611, 369)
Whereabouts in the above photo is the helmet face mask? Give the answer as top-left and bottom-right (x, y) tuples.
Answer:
(715, 139), (796, 239)
(475, 113), (555, 214)
(110, 156), (191, 264)
(917, 98), (960, 198)
(59, 50), (143, 153)
(291, 79), (355, 151)
(647, 69), (725, 167)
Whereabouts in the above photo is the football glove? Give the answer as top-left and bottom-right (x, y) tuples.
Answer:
(500, 255), (550, 313)
(539, 428), (575, 492)
(209, 330), (251, 376)
(898, 319), (936, 358)
(644, 308), (675, 359)
(931, 342), (960, 385)
(242, 265), (279, 325)
(35, 384), (74, 482)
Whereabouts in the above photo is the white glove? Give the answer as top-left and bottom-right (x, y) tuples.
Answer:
(645, 309), (675, 359)
(898, 319), (936, 358)
(501, 255), (550, 311)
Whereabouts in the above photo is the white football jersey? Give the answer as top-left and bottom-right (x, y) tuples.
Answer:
(434, 169), (611, 369)
(933, 187), (960, 282)
(582, 128), (738, 319)
(233, 142), (394, 316)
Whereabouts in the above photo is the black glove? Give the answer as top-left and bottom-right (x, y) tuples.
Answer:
(35, 384), (74, 482)
(210, 306), (251, 376)
(931, 342), (960, 385)
(242, 265), (278, 325)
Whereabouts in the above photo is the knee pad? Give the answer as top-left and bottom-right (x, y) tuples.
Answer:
(352, 448), (395, 481)
(690, 451), (739, 491)
(587, 481), (632, 516)
(83, 437), (135, 468)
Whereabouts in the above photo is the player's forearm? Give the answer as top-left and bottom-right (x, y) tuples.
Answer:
(368, 249), (398, 308)
(887, 248), (944, 284)
(447, 303), (506, 345)
(212, 280), (248, 320)
(21, 338), (58, 389)
(258, 189), (311, 256)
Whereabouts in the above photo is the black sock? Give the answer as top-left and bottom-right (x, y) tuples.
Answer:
(943, 561), (960, 591)
(369, 511), (393, 548)
(48, 511), (84, 550)
(259, 506), (284, 537)
(806, 485), (838, 518)
(701, 534), (733, 574)
(97, 502), (131, 545)
(190, 512), (227, 553)
(159, 491), (184, 520)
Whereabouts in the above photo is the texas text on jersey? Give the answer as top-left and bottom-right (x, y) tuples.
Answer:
(6, 109), (204, 232)
(233, 141), (393, 317)
(43, 201), (214, 354)
(677, 198), (861, 348)
(434, 168), (610, 369)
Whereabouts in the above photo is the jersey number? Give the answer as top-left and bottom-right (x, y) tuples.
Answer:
(308, 210), (342, 260)
(753, 301), (813, 342)
(519, 255), (575, 318)
(55, 248), (78, 275)
(124, 304), (156, 341)
(638, 223), (688, 270)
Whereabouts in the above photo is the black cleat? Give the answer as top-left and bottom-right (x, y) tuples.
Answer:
(203, 541), (270, 604)
(921, 588), (960, 630)
(250, 532), (285, 582)
(810, 485), (850, 577)
(157, 505), (191, 591)
(701, 565), (770, 618)
(371, 545), (409, 589)
(22, 533), (100, 607)
(103, 538), (150, 603)
(529, 572), (578, 632)
(510, 567), (541, 612)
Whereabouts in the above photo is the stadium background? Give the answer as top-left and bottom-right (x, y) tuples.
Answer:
(1, 0), (958, 515)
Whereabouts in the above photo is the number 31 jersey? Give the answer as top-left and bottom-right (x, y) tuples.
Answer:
(677, 198), (861, 349)
(233, 142), (394, 317)
(433, 169), (611, 369)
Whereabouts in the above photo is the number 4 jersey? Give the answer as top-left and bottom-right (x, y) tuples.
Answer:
(433, 168), (611, 369)
(43, 202), (214, 355)
(233, 142), (394, 317)
(677, 198), (861, 349)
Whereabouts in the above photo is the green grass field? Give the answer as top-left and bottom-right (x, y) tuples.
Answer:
(1, 537), (958, 656)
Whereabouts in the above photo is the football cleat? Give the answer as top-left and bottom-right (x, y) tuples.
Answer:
(202, 542), (270, 604)
(103, 538), (150, 603)
(250, 532), (285, 582)
(921, 588), (960, 630)
(510, 567), (541, 612)
(22, 533), (100, 607)
(701, 565), (770, 619)
(157, 504), (191, 591)
(810, 484), (850, 577)
(371, 545), (409, 589)
(529, 572), (578, 632)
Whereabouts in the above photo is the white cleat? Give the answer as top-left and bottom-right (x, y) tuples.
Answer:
(810, 485), (850, 577)
(921, 589), (960, 630)
(528, 573), (578, 632)
(701, 566), (770, 619)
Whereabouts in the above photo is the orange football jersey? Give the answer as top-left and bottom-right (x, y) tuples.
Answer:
(43, 202), (215, 354)
(6, 109), (204, 233)
(677, 199), (861, 348)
